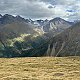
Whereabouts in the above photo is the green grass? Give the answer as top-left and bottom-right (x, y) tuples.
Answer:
(0, 57), (80, 80)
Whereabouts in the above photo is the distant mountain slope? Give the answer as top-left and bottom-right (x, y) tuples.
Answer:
(0, 14), (74, 39)
(0, 14), (45, 40)
(0, 14), (30, 26)
(0, 21), (45, 47)
(0, 21), (36, 36)
(45, 22), (80, 57)
(43, 17), (73, 32)
(42, 17), (73, 38)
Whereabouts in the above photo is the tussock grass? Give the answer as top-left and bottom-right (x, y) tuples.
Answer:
(0, 57), (80, 80)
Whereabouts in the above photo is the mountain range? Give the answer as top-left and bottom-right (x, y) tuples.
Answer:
(0, 14), (79, 57)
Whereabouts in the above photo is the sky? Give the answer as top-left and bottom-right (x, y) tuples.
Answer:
(0, 0), (80, 21)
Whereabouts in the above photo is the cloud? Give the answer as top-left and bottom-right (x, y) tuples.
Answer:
(0, 0), (80, 21)
(48, 5), (53, 9)
(0, 0), (55, 19)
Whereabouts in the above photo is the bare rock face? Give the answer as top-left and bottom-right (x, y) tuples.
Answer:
(43, 17), (73, 32)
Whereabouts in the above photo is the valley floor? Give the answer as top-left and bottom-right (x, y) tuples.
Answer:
(0, 57), (80, 80)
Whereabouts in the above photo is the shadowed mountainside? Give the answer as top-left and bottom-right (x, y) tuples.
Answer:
(45, 22), (80, 57)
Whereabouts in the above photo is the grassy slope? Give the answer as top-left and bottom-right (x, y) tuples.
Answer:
(0, 57), (80, 80)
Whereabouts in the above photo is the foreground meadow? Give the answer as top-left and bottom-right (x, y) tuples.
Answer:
(0, 57), (80, 80)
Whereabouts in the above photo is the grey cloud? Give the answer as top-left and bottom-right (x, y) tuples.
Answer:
(0, 0), (80, 21)
(48, 5), (53, 9)
(0, 0), (55, 19)
(40, 0), (79, 6)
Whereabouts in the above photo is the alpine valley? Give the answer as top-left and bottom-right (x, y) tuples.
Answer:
(0, 14), (79, 57)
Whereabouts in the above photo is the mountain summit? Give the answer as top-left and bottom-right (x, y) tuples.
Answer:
(43, 17), (73, 32)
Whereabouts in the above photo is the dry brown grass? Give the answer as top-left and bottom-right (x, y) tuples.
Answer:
(0, 57), (80, 80)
